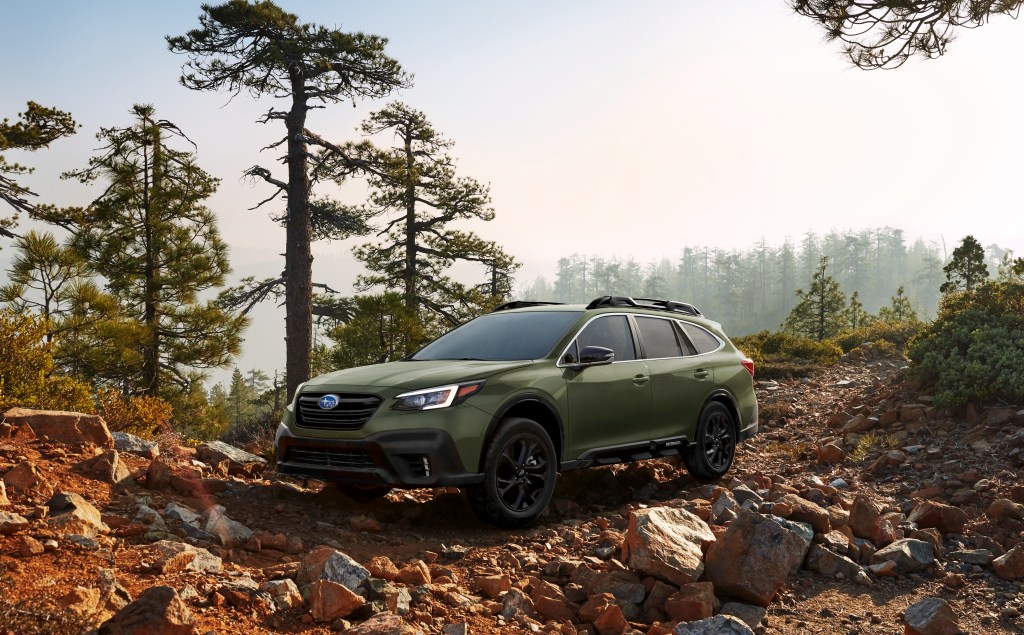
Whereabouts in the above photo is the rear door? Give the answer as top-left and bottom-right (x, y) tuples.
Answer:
(634, 316), (713, 444)
(563, 314), (652, 457)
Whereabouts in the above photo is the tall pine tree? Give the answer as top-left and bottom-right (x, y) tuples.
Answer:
(783, 256), (847, 341)
(940, 235), (988, 294)
(43, 105), (246, 395)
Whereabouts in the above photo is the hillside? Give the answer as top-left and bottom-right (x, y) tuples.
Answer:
(1, 347), (1022, 634)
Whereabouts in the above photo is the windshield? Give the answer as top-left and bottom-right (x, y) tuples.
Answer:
(411, 311), (583, 361)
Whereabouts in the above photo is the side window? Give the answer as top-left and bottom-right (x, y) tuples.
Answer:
(679, 322), (722, 354)
(575, 315), (636, 362)
(635, 316), (683, 359)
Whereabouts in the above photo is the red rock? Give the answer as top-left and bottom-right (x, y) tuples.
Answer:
(2, 408), (113, 447)
(907, 500), (968, 535)
(350, 514), (382, 532)
(641, 579), (676, 623)
(817, 443), (845, 464)
(994, 545), (1024, 581)
(345, 614), (421, 635)
(593, 603), (627, 635)
(17, 535), (45, 556)
(0, 480), (8, 506)
(59, 586), (101, 616)
(309, 579), (365, 622)
(664, 582), (716, 622)
(97, 585), (196, 634)
(2, 461), (54, 499)
(395, 560), (431, 586)
(366, 555), (401, 581)
(533, 593), (575, 622)
(145, 459), (171, 490)
(988, 498), (1024, 521)
(579, 593), (614, 623)
(849, 495), (883, 543)
(251, 530), (288, 551)
(474, 573), (510, 600)
(0, 511), (29, 535)
(777, 494), (830, 534)
(78, 450), (132, 485)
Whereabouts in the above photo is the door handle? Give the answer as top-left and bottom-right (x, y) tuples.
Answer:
(632, 374), (650, 386)
(694, 369), (709, 380)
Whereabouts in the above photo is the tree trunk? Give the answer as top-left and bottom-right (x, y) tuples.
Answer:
(142, 117), (161, 396)
(284, 67), (313, 402)
(402, 129), (417, 312)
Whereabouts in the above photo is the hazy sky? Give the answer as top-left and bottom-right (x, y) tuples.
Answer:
(2, 2), (1022, 385)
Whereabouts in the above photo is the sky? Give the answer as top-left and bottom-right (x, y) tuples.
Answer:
(2, 1), (1023, 386)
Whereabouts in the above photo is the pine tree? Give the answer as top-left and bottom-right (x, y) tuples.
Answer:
(44, 105), (246, 395)
(940, 235), (989, 294)
(878, 286), (918, 322)
(0, 102), (77, 239)
(329, 293), (426, 370)
(845, 291), (871, 329)
(783, 256), (847, 341)
(169, 0), (410, 400)
(332, 102), (519, 325)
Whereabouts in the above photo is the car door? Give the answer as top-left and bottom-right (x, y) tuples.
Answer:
(634, 316), (712, 444)
(562, 314), (652, 457)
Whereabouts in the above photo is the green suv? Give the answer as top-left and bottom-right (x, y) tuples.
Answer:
(275, 296), (758, 527)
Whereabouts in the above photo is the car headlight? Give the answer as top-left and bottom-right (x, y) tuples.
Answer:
(393, 381), (484, 411)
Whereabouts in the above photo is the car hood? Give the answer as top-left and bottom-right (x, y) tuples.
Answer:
(304, 359), (537, 391)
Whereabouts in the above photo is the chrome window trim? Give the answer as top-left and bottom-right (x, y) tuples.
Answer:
(555, 312), (725, 368)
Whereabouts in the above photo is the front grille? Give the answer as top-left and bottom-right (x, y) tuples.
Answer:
(284, 447), (375, 470)
(296, 392), (382, 430)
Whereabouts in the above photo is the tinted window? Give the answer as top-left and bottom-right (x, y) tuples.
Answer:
(575, 315), (636, 362)
(679, 322), (722, 354)
(635, 317), (683, 359)
(412, 311), (582, 361)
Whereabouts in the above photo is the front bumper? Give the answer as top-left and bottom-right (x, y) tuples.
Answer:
(274, 424), (484, 488)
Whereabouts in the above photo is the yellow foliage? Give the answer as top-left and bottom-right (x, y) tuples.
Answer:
(95, 388), (173, 437)
(0, 310), (94, 413)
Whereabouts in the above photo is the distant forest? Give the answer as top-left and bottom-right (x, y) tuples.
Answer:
(519, 227), (1014, 336)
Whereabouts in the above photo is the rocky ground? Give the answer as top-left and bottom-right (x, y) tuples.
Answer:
(1, 345), (1023, 635)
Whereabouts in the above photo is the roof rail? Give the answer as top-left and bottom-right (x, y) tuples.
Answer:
(491, 300), (565, 312)
(586, 295), (703, 317)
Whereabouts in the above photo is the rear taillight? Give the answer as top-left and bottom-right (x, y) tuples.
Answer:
(741, 358), (754, 377)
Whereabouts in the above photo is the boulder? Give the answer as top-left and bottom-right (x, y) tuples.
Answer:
(149, 540), (222, 573)
(994, 544), (1024, 581)
(47, 491), (110, 536)
(112, 431), (159, 459)
(870, 539), (934, 575)
(0, 511), (29, 535)
(500, 587), (535, 619)
(672, 615), (755, 634)
(0, 480), (8, 506)
(77, 450), (132, 485)
(345, 614), (421, 635)
(805, 544), (862, 579)
(849, 494), (885, 544)
(59, 586), (101, 616)
(904, 597), (960, 635)
(777, 494), (830, 534)
(2, 461), (54, 499)
(907, 500), (968, 535)
(664, 582), (716, 622)
(145, 458), (171, 490)
(988, 498), (1024, 521)
(195, 441), (267, 477)
(98, 568), (133, 612)
(593, 602), (628, 635)
(201, 505), (252, 547)
(18, 535), (45, 556)
(704, 510), (811, 607)
(366, 555), (401, 581)
(296, 546), (370, 591)
(2, 408), (113, 447)
(97, 585), (195, 635)
(474, 573), (511, 600)
(621, 506), (715, 586)
(395, 559), (431, 586)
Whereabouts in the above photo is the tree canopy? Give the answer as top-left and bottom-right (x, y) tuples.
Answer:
(0, 102), (77, 238)
(791, 0), (1023, 69)
(941, 234), (988, 294)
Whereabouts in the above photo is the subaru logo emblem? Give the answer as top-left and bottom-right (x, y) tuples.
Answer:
(318, 394), (340, 410)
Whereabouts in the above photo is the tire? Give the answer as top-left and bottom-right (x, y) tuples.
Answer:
(467, 417), (557, 528)
(683, 402), (737, 481)
(334, 483), (392, 503)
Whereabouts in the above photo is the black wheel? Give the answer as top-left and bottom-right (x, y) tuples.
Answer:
(683, 402), (737, 481)
(467, 418), (557, 528)
(334, 483), (392, 503)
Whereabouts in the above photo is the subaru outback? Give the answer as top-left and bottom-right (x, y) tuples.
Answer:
(275, 296), (758, 527)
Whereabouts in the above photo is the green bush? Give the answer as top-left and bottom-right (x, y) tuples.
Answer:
(733, 330), (842, 378)
(832, 320), (923, 353)
(907, 281), (1024, 408)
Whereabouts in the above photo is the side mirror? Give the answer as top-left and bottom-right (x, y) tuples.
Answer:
(574, 345), (614, 369)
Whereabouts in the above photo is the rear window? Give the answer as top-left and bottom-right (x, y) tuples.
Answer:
(411, 311), (582, 361)
(635, 316), (683, 359)
(679, 322), (723, 354)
